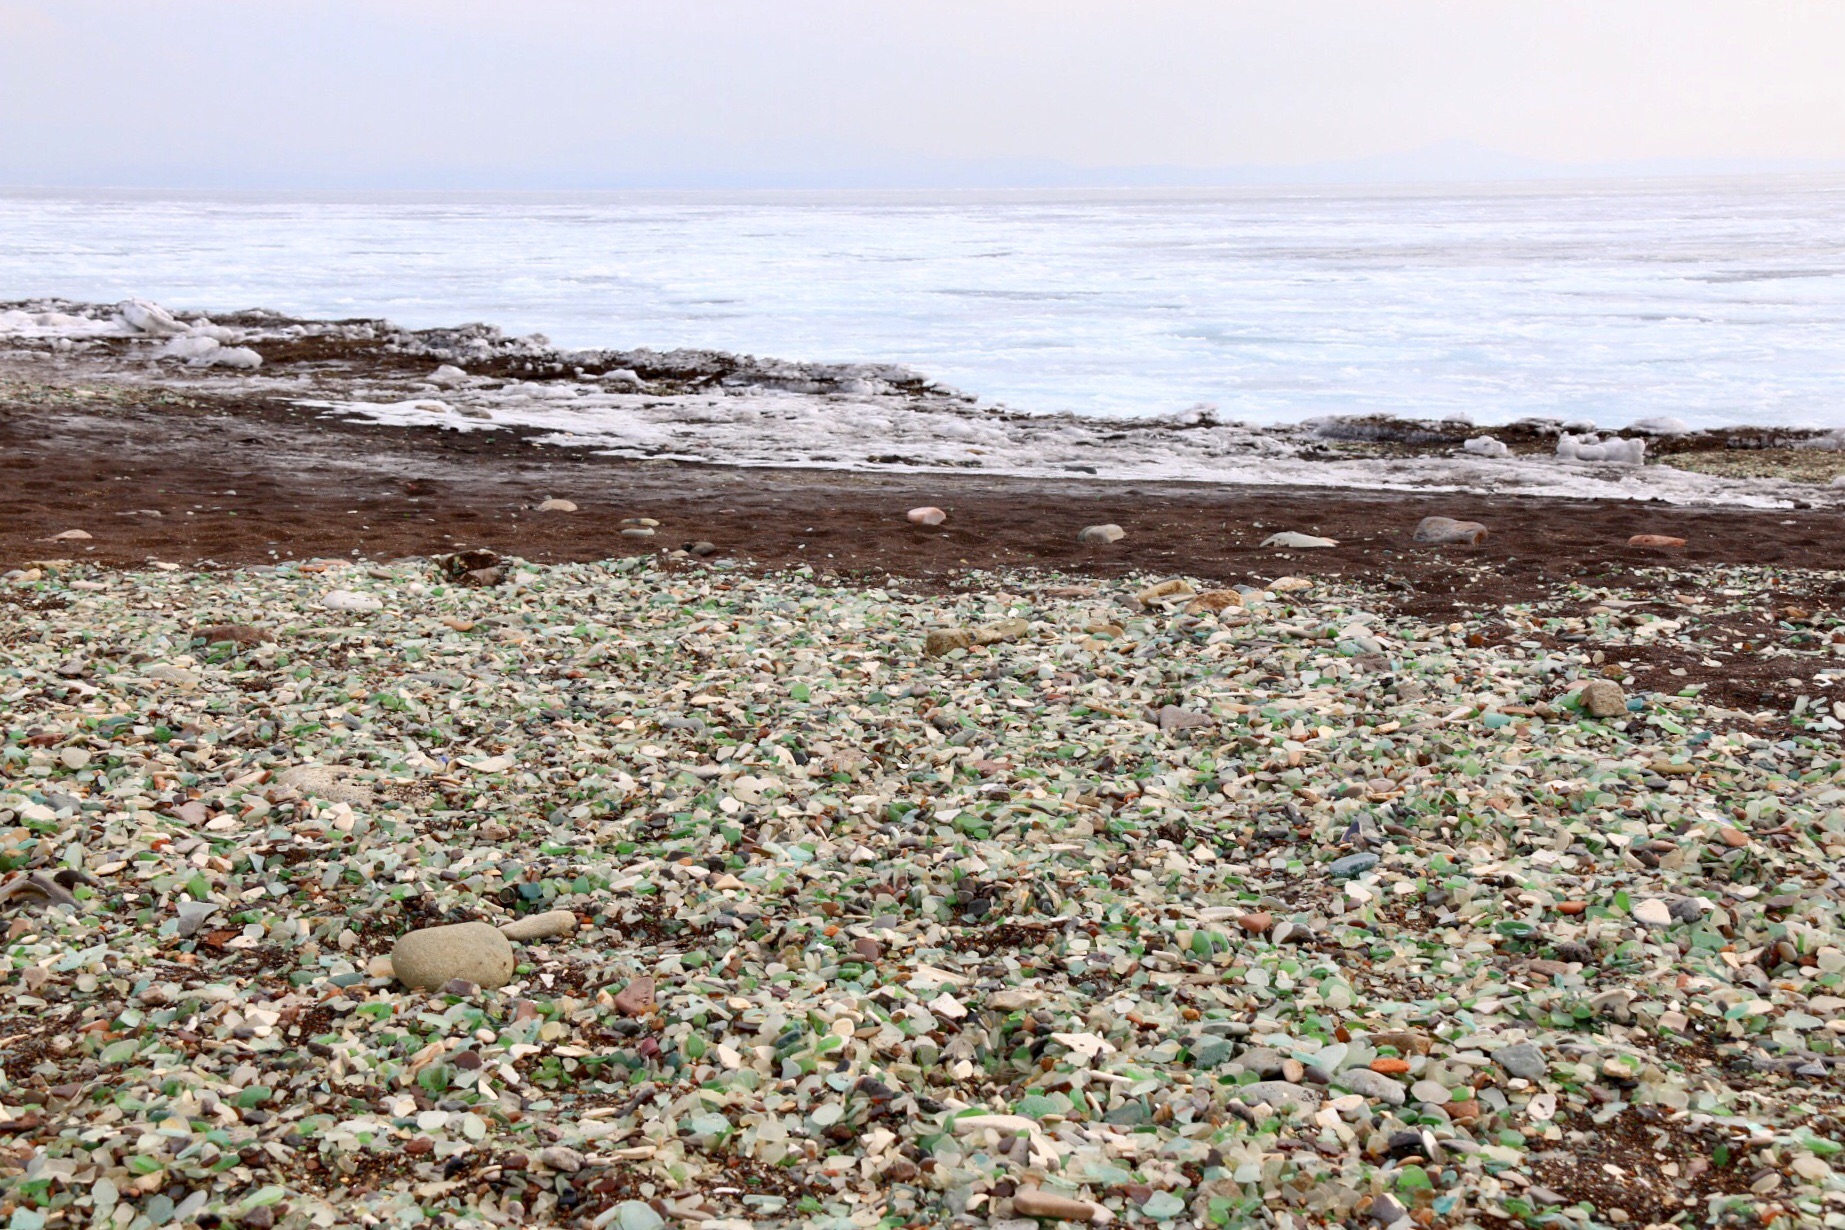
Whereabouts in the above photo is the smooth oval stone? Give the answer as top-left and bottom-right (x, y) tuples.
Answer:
(1337, 1068), (1407, 1106)
(1413, 516), (1487, 545)
(390, 922), (515, 991)
(1328, 852), (1380, 878)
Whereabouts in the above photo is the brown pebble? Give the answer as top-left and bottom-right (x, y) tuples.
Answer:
(1556, 901), (1588, 915)
(1718, 826), (1750, 848)
(1183, 590), (1243, 614)
(1628, 534), (1686, 548)
(1237, 912), (1273, 934)
(615, 976), (656, 1017)
(1370, 1030), (1432, 1056)
(195, 623), (272, 648)
(853, 937), (882, 961)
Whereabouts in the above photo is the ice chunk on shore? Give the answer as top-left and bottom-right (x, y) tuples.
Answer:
(120, 299), (191, 337)
(1463, 436), (1509, 458)
(1628, 416), (1690, 436)
(0, 307), (125, 339)
(157, 334), (263, 369)
(1557, 433), (1644, 464)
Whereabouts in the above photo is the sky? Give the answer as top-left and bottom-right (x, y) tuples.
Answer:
(4, 0), (1845, 189)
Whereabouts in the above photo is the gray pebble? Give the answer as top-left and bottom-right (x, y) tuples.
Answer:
(1328, 852), (1380, 878)
(1495, 1041), (1547, 1080)
(1337, 1067), (1407, 1105)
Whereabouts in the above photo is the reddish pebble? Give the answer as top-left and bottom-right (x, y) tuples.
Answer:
(1237, 912), (1273, 934)
(907, 506), (947, 527)
(1718, 826), (1750, 848)
(614, 976), (656, 1018)
(1628, 534), (1686, 548)
(1370, 1057), (1411, 1075)
(1556, 901), (1588, 915)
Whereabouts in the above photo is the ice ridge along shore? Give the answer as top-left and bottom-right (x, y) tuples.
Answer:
(5, 297), (1845, 509)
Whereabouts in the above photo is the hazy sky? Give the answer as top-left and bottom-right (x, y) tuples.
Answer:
(5, 0), (1845, 188)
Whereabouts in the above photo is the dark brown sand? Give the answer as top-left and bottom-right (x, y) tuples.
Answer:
(4, 382), (1842, 728)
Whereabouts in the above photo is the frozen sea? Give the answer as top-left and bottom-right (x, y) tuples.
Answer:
(4, 177), (1845, 430)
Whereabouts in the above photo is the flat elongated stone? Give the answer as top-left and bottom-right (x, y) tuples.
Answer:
(1011, 1188), (1110, 1223)
(1338, 1068), (1407, 1105)
(499, 910), (577, 942)
(1328, 852), (1379, 878)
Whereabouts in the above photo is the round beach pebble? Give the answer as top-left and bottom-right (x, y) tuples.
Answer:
(907, 506), (947, 526)
(1078, 523), (1125, 544)
(390, 922), (515, 991)
(537, 498), (578, 512)
(1628, 533), (1686, 547)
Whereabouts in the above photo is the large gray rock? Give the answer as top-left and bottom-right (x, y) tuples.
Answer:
(1413, 516), (1487, 546)
(391, 922), (515, 991)
(1235, 1046), (1287, 1077)
(1495, 1041), (1547, 1080)
(1337, 1067), (1407, 1105)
